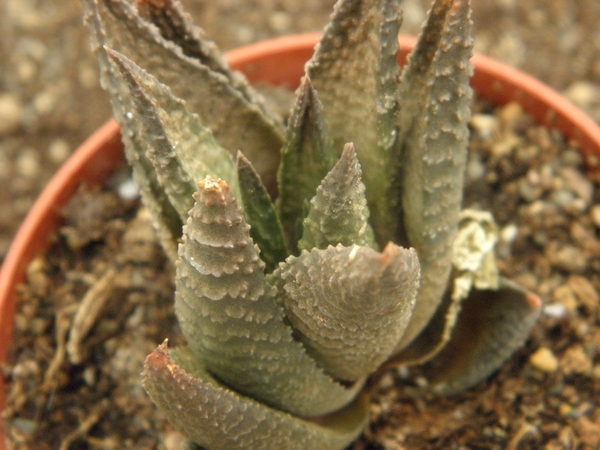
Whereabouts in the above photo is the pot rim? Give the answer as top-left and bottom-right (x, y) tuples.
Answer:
(1, 32), (599, 441)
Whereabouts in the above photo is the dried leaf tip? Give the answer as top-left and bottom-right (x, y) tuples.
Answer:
(143, 339), (171, 374)
(198, 176), (228, 193)
(196, 177), (232, 205)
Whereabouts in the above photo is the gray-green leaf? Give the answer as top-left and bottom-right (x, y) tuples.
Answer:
(274, 243), (419, 382)
(142, 342), (369, 450)
(236, 151), (289, 272)
(82, 0), (285, 191)
(107, 49), (239, 220)
(393, 0), (473, 352)
(306, 0), (403, 245)
(421, 279), (541, 394)
(299, 143), (377, 251)
(176, 178), (363, 417)
(277, 76), (337, 251)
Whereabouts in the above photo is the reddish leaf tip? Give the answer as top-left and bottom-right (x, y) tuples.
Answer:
(525, 292), (543, 310)
(144, 339), (171, 371)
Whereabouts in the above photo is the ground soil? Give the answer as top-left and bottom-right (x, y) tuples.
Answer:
(1, 0), (600, 449)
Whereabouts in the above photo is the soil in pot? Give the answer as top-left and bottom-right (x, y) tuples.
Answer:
(2, 94), (600, 448)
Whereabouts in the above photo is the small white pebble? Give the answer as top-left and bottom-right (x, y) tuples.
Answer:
(235, 25), (255, 44)
(414, 376), (429, 388)
(551, 188), (575, 207)
(117, 177), (140, 200)
(396, 366), (410, 379)
(163, 430), (188, 450)
(561, 167), (593, 205)
(564, 81), (600, 110)
(470, 113), (497, 139)
(466, 155), (485, 181)
(543, 302), (567, 318)
(83, 367), (96, 386)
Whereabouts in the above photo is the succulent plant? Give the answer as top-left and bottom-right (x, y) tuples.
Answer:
(82, 0), (542, 448)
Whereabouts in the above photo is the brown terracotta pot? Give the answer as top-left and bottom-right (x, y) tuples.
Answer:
(1, 33), (599, 446)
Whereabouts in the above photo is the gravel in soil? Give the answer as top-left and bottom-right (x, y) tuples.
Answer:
(2, 98), (600, 449)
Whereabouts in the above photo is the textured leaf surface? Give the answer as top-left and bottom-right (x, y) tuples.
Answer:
(236, 152), (288, 272)
(299, 144), (377, 251)
(277, 76), (337, 251)
(136, 0), (230, 73)
(107, 49), (239, 220)
(142, 342), (369, 450)
(421, 279), (541, 394)
(176, 178), (363, 417)
(82, 0), (285, 191)
(306, 0), (403, 244)
(393, 0), (473, 352)
(82, 0), (181, 260)
(274, 243), (419, 382)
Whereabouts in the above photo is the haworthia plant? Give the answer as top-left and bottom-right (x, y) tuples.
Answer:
(82, 0), (541, 448)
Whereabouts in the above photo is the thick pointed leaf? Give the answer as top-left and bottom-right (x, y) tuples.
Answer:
(136, 0), (230, 73)
(393, 0), (473, 351)
(274, 243), (419, 382)
(420, 279), (541, 394)
(306, 0), (403, 244)
(236, 152), (288, 272)
(136, 0), (276, 114)
(82, 0), (285, 191)
(277, 76), (337, 251)
(383, 277), (458, 369)
(299, 144), (377, 252)
(176, 178), (363, 417)
(82, 2), (183, 260)
(142, 342), (369, 450)
(107, 49), (239, 221)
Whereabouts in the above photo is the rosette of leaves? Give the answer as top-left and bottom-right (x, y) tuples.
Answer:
(82, 0), (541, 448)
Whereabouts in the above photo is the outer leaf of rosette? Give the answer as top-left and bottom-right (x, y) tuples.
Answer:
(143, 342), (369, 450)
(387, 278), (541, 394)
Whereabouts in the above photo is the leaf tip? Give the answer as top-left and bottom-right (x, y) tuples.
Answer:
(143, 338), (171, 376)
(525, 291), (543, 310)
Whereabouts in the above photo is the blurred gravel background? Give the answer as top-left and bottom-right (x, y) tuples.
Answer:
(1, 0), (600, 261)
